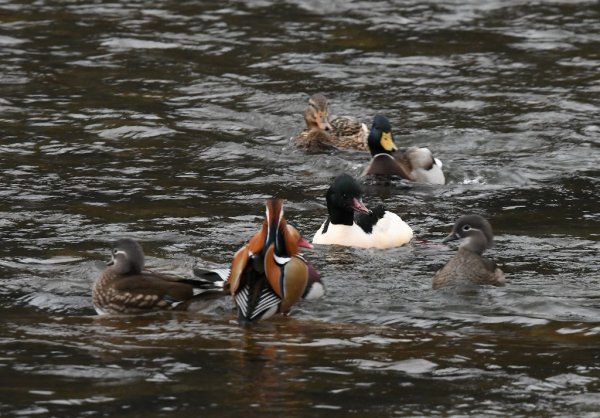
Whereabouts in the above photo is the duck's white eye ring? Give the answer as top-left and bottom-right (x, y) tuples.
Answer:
(462, 224), (471, 231)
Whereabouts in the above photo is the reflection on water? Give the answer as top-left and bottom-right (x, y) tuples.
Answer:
(1, 0), (599, 416)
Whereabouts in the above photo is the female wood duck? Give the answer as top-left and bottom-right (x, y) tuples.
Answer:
(92, 239), (223, 315)
(292, 94), (369, 152)
(433, 215), (505, 289)
(313, 174), (413, 248)
(362, 115), (445, 184)
(227, 199), (324, 323)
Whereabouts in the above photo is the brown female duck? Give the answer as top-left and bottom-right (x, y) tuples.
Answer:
(292, 94), (368, 152)
(433, 215), (505, 289)
(92, 239), (222, 314)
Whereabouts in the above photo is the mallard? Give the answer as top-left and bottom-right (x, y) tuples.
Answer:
(292, 94), (368, 152)
(362, 115), (445, 184)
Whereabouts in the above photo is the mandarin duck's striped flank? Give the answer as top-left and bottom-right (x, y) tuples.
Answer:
(226, 198), (324, 323)
(292, 94), (368, 152)
(362, 115), (445, 184)
(433, 215), (505, 290)
(92, 239), (223, 315)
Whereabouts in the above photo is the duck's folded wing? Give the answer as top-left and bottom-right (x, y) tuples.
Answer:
(112, 274), (197, 307)
(192, 267), (229, 287)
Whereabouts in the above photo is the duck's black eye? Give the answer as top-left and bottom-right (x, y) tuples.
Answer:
(462, 224), (471, 231)
(112, 248), (118, 255)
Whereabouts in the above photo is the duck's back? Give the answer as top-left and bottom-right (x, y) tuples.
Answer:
(369, 211), (413, 248)
(313, 221), (366, 247)
(402, 147), (445, 185)
(330, 116), (369, 151)
(433, 248), (505, 289)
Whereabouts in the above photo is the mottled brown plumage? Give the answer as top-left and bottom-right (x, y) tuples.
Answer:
(330, 115), (369, 151)
(433, 215), (505, 289)
(292, 94), (368, 151)
(295, 128), (338, 153)
(93, 239), (222, 314)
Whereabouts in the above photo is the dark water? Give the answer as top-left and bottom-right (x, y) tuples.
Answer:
(1, 0), (599, 416)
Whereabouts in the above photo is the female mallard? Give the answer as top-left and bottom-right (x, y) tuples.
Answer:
(292, 94), (368, 152)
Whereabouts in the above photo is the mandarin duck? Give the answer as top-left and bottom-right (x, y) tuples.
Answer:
(433, 215), (505, 289)
(92, 238), (223, 315)
(227, 199), (324, 322)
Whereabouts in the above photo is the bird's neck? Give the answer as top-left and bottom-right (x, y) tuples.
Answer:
(460, 235), (488, 255)
(327, 205), (354, 226)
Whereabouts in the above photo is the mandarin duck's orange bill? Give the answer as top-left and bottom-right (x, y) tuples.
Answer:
(226, 198), (324, 323)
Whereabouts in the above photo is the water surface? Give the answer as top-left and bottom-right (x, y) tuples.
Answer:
(1, 0), (599, 416)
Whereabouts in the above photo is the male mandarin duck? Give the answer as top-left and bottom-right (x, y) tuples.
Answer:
(313, 174), (413, 249)
(226, 198), (324, 322)
(292, 93), (369, 152)
(362, 115), (445, 185)
(433, 215), (505, 289)
(92, 239), (223, 315)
